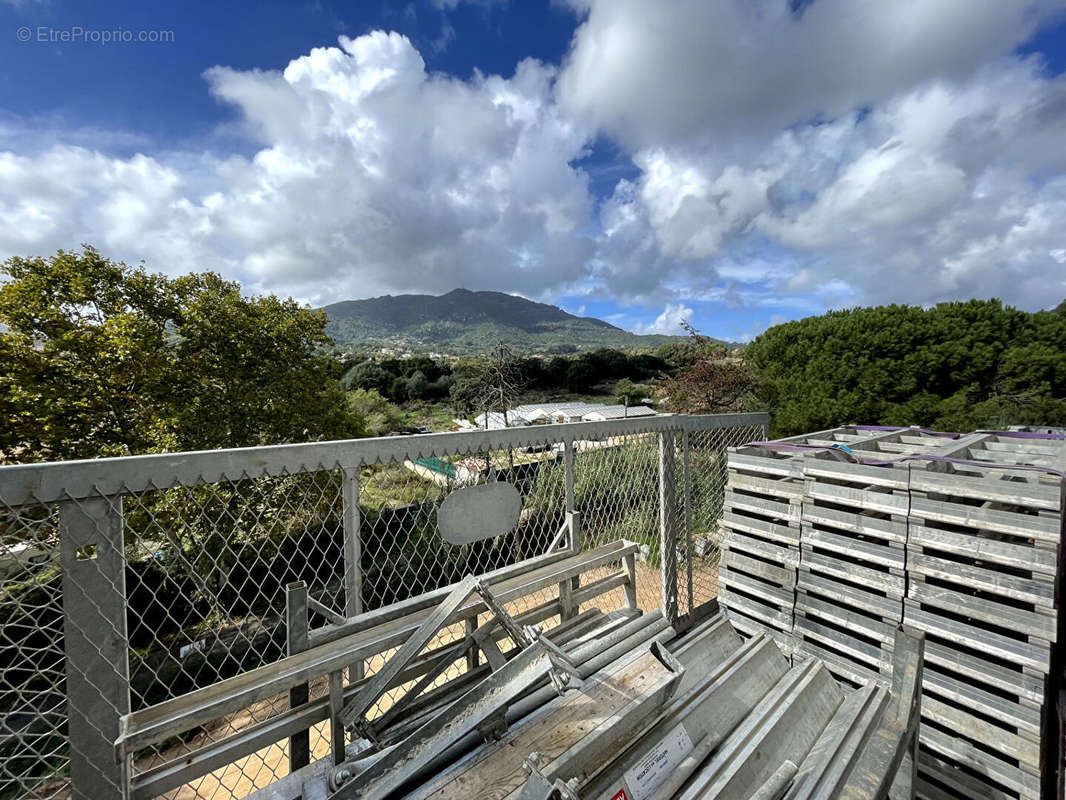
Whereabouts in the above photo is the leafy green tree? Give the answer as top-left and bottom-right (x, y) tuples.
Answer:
(347, 389), (404, 437)
(342, 360), (390, 393)
(614, 378), (648, 406)
(406, 370), (430, 401)
(0, 247), (361, 462)
(745, 299), (1066, 436)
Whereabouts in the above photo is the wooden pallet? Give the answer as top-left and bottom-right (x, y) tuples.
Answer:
(905, 460), (1062, 800)
(793, 455), (909, 686)
(719, 448), (805, 649)
(723, 428), (1065, 800)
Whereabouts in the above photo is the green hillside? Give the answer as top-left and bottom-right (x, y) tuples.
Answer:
(322, 289), (688, 353)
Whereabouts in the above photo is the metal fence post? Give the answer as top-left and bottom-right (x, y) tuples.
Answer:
(682, 428), (693, 619)
(286, 581), (310, 772)
(563, 437), (575, 515)
(60, 496), (130, 800)
(342, 466), (364, 682)
(559, 511), (582, 620)
(659, 430), (679, 623)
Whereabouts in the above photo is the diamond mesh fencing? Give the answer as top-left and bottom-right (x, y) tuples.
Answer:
(681, 424), (767, 617)
(0, 413), (765, 800)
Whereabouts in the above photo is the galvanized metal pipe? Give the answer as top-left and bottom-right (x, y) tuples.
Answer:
(380, 612), (671, 797)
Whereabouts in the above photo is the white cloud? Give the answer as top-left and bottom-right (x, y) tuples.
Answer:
(634, 302), (692, 334)
(576, 23), (1066, 312)
(0, 31), (595, 306)
(558, 0), (1066, 152)
(4, 8), (1066, 325)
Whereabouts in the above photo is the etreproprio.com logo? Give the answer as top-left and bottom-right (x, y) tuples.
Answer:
(16, 25), (175, 44)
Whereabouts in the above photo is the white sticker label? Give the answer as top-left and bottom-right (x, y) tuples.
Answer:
(621, 723), (693, 800)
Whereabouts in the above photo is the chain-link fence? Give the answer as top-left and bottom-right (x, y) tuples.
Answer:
(0, 412), (766, 800)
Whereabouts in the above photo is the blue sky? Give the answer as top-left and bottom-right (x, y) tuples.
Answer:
(2, 1), (1066, 341)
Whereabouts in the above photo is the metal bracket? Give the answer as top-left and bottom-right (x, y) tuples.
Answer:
(340, 575), (479, 732)
(520, 752), (582, 800)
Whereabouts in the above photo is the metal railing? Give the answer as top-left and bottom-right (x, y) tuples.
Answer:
(0, 411), (767, 800)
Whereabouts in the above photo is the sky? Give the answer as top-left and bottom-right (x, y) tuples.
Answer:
(2, 1), (1066, 341)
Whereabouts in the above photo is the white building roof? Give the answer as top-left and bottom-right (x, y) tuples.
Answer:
(474, 401), (656, 428)
(472, 410), (531, 429)
(581, 405), (656, 420)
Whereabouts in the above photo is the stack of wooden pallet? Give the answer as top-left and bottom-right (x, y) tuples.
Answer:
(718, 444), (803, 650)
(717, 426), (1065, 800)
(905, 435), (1063, 800)
(796, 456), (909, 687)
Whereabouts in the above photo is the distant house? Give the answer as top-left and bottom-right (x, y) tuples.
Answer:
(580, 405), (656, 421)
(471, 401), (657, 429)
(472, 410), (532, 429)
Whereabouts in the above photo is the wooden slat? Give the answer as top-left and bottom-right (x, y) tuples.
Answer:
(802, 526), (904, 569)
(908, 524), (1057, 576)
(908, 580), (1056, 642)
(728, 450), (804, 479)
(796, 568), (901, 621)
(793, 615), (889, 670)
(719, 567), (793, 609)
(722, 530), (800, 567)
(922, 641), (1045, 704)
(796, 593), (895, 644)
(907, 552), (1054, 607)
(966, 448), (1055, 467)
(917, 749), (1023, 800)
(903, 603), (1049, 672)
(909, 496), (1060, 542)
(918, 727), (1041, 799)
(721, 549), (797, 588)
(728, 471), (804, 500)
(800, 504), (906, 543)
(801, 549), (905, 596)
(983, 439), (1064, 457)
(802, 458), (910, 489)
(721, 510), (801, 547)
(724, 490), (801, 524)
(806, 481), (909, 515)
(921, 696), (1040, 770)
(921, 668), (1041, 736)
(719, 586), (793, 630)
(909, 470), (1060, 511)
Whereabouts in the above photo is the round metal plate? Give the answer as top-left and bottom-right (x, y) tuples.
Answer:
(437, 481), (522, 545)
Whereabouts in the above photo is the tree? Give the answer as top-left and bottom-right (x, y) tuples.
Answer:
(347, 389), (404, 437)
(0, 247), (362, 463)
(406, 370), (429, 401)
(615, 378), (648, 407)
(342, 360), (390, 393)
(660, 322), (760, 415)
(475, 344), (526, 427)
(744, 299), (1066, 436)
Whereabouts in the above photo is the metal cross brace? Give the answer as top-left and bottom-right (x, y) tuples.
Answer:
(341, 574), (554, 742)
(339, 574), (479, 732)
(329, 633), (582, 800)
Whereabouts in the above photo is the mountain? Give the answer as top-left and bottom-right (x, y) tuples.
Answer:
(321, 289), (686, 354)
